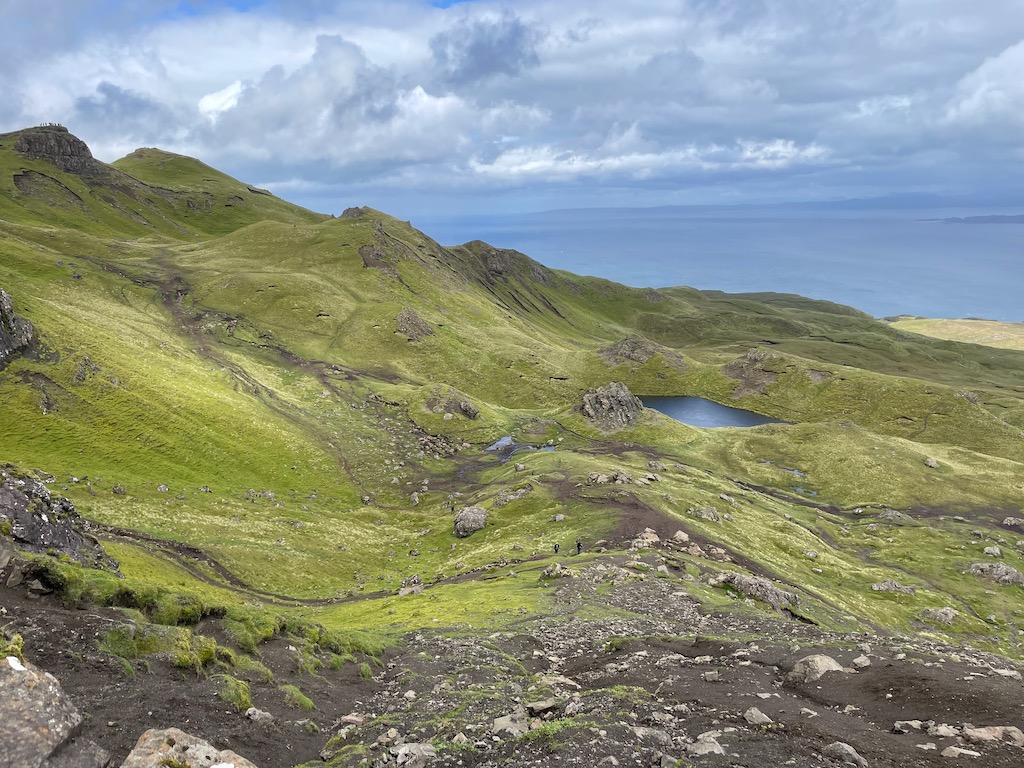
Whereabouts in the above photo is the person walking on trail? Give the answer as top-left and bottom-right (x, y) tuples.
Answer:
(576, 539), (582, 555)
(554, 543), (560, 555)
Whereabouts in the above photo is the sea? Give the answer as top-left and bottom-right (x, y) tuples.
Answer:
(415, 205), (1024, 322)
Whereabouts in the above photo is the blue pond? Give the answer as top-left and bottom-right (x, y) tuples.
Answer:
(642, 396), (784, 428)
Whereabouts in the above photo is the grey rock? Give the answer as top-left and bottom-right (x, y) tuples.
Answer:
(0, 287), (34, 369)
(822, 741), (868, 767)
(744, 707), (773, 725)
(0, 656), (110, 768)
(492, 708), (528, 738)
(453, 506), (487, 538)
(391, 743), (437, 768)
(878, 508), (914, 524)
(924, 457), (939, 468)
(121, 728), (259, 768)
(872, 579), (916, 595)
(712, 572), (798, 612)
(245, 707), (274, 724)
(941, 746), (981, 758)
(787, 654), (846, 684)
(580, 382), (644, 430)
(525, 698), (563, 716)
(967, 561), (1024, 585)
(984, 545), (1002, 558)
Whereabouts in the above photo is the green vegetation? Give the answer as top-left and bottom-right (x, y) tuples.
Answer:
(279, 684), (316, 710)
(3, 125), (1024, 658)
(214, 674), (252, 713)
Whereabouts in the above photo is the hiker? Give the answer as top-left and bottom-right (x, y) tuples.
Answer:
(554, 543), (560, 555)
(576, 539), (582, 555)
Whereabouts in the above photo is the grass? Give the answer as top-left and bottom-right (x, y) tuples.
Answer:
(890, 318), (1024, 351)
(279, 683), (316, 710)
(4, 125), (1024, 657)
(214, 674), (252, 713)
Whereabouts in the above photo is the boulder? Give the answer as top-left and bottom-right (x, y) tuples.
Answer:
(391, 743), (436, 768)
(787, 654), (846, 684)
(630, 528), (661, 550)
(744, 707), (773, 725)
(872, 579), (916, 595)
(967, 562), (1024, 585)
(0, 655), (110, 768)
(712, 572), (798, 612)
(492, 708), (528, 738)
(453, 506), (487, 538)
(121, 728), (258, 768)
(822, 741), (868, 767)
(580, 382), (644, 430)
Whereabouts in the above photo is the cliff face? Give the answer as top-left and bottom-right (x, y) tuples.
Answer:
(12, 124), (100, 176)
(0, 287), (33, 369)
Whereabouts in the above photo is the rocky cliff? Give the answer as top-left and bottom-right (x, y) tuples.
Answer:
(0, 287), (33, 369)
(11, 124), (100, 176)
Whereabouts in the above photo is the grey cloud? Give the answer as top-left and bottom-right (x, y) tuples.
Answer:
(430, 12), (544, 85)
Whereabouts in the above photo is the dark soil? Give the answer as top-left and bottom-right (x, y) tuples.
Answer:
(4, 552), (1024, 768)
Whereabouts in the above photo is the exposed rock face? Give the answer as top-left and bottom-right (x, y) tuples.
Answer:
(581, 382), (644, 430)
(872, 579), (917, 595)
(0, 287), (34, 369)
(453, 506), (487, 538)
(920, 607), (960, 625)
(121, 728), (258, 768)
(0, 467), (113, 568)
(395, 307), (433, 341)
(600, 336), (683, 370)
(0, 655), (111, 768)
(967, 561), (1024, 585)
(12, 125), (99, 176)
(722, 349), (779, 397)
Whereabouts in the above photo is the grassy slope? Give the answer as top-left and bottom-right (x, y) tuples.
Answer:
(2, 128), (1024, 654)
(890, 318), (1024, 351)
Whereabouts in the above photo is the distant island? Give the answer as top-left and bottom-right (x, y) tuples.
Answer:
(924, 213), (1024, 224)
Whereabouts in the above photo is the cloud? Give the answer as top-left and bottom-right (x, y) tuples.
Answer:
(2, 1), (1024, 214)
(430, 12), (544, 84)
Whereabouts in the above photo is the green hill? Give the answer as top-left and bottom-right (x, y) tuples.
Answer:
(3, 125), (1024, 663)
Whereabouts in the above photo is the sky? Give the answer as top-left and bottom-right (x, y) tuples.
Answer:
(2, 0), (1024, 218)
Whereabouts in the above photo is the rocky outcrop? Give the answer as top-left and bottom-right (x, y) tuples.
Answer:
(11, 125), (100, 177)
(0, 467), (113, 568)
(0, 287), (34, 369)
(967, 561), (1024, 585)
(121, 728), (258, 768)
(722, 349), (779, 397)
(787, 654), (846, 684)
(453, 506), (487, 538)
(581, 381), (644, 430)
(0, 655), (111, 768)
(395, 307), (433, 341)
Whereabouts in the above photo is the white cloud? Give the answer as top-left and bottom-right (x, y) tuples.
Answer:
(199, 80), (243, 120)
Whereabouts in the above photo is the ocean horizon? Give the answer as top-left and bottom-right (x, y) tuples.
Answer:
(416, 205), (1024, 323)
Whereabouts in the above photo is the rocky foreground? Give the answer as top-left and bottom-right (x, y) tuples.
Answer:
(4, 544), (1024, 768)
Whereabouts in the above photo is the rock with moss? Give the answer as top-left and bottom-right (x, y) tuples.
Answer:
(581, 382), (644, 430)
(395, 307), (433, 341)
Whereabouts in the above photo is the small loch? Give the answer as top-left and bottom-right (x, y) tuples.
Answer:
(642, 396), (785, 429)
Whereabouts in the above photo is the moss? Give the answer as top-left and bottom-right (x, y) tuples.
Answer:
(1, 631), (25, 662)
(279, 684), (316, 711)
(214, 674), (252, 713)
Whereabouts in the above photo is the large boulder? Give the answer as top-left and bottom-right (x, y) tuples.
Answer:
(453, 506), (487, 538)
(581, 382), (644, 430)
(0, 287), (34, 370)
(967, 562), (1024, 585)
(0, 655), (111, 768)
(712, 572), (798, 612)
(120, 728), (258, 768)
(787, 654), (847, 684)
